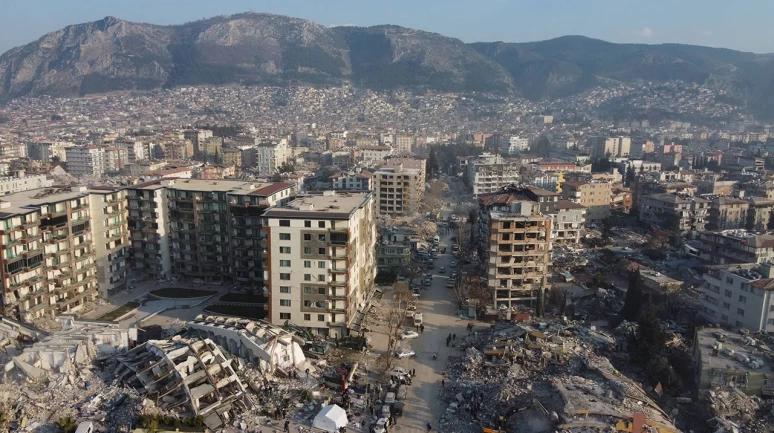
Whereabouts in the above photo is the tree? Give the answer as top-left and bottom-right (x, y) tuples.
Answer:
(427, 148), (440, 178)
(277, 161), (295, 173)
(384, 282), (413, 361)
(57, 417), (78, 433)
(601, 217), (613, 240)
(621, 270), (644, 321)
(630, 303), (683, 391)
(625, 167), (635, 186)
(531, 134), (551, 157)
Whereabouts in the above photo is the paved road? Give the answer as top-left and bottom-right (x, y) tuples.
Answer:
(392, 230), (471, 433)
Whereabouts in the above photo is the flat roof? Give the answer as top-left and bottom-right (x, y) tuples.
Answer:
(263, 191), (371, 220)
(0, 187), (90, 216)
(695, 327), (774, 375)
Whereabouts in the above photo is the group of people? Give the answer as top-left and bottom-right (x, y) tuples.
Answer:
(445, 332), (456, 347)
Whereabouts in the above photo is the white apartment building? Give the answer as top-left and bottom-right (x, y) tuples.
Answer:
(552, 200), (587, 245)
(700, 264), (774, 332)
(330, 170), (373, 191)
(466, 153), (521, 197)
(262, 191), (376, 337)
(361, 146), (393, 164)
(256, 139), (291, 176)
(591, 136), (631, 159)
(506, 136), (530, 154)
(65, 146), (108, 178)
(0, 171), (53, 196)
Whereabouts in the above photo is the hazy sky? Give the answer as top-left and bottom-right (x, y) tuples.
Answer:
(1, 0), (772, 54)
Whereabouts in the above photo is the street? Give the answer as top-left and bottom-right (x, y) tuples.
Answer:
(387, 229), (471, 432)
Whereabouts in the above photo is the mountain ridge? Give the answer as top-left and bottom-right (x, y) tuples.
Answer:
(2, 13), (774, 117)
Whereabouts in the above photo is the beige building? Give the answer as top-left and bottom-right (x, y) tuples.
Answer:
(561, 181), (611, 222)
(394, 135), (416, 154)
(27, 141), (73, 163)
(262, 191), (377, 336)
(552, 200), (587, 245)
(65, 146), (108, 178)
(373, 158), (426, 216)
(0, 187), (116, 321)
(478, 198), (552, 313)
(639, 193), (710, 232)
(708, 197), (749, 231)
(255, 139), (291, 176)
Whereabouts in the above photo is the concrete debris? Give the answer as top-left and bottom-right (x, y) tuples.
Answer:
(437, 320), (680, 433)
(704, 389), (774, 433)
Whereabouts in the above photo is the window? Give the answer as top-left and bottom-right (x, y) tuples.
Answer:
(304, 274), (312, 281)
(304, 261), (311, 268)
(725, 290), (732, 298)
(304, 234), (312, 241)
(304, 287), (313, 294)
(279, 233), (291, 241)
(318, 287), (326, 295)
(280, 313), (291, 320)
(304, 247), (312, 255)
(722, 314), (729, 322)
(723, 302), (731, 310)
(741, 283), (750, 292)
(737, 308), (745, 316)
(279, 273), (291, 280)
(768, 319), (774, 326)
(726, 276), (734, 284)
(770, 305), (774, 312)
(279, 246), (291, 254)
(279, 260), (291, 267)
(318, 234), (326, 241)
(304, 314), (311, 321)
(739, 295), (747, 303)
(318, 314), (325, 322)
(280, 286), (291, 294)
(318, 221), (326, 228)
(304, 221), (312, 228)
(318, 261), (326, 269)
(280, 299), (291, 307)
(279, 220), (290, 227)
(319, 248), (326, 255)
(318, 274), (326, 282)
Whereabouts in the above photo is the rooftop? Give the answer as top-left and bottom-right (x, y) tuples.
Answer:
(695, 327), (774, 375)
(0, 186), (92, 216)
(263, 191), (372, 220)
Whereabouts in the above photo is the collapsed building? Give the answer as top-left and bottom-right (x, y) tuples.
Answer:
(1, 316), (134, 381)
(186, 315), (307, 375)
(438, 322), (680, 433)
(115, 336), (246, 429)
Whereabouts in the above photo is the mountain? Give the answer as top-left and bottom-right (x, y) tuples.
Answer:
(2, 13), (774, 117)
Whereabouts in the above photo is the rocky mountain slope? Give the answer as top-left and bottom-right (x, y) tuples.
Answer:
(1, 13), (774, 116)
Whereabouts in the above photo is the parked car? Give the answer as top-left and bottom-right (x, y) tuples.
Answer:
(450, 261), (457, 267)
(426, 272), (433, 279)
(424, 278), (432, 286)
(395, 348), (416, 359)
(400, 330), (419, 340)
(451, 272), (457, 279)
(439, 266), (446, 274)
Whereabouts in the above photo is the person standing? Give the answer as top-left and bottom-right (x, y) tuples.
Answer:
(284, 420), (290, 433)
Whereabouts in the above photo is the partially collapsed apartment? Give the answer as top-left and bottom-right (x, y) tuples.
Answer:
(115, 337), (245, 427)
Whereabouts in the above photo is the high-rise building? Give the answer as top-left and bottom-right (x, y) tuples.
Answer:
(394, 135), (415, 154)
(65, 146), (108, 178)
(561, 181), (612, 223)
(466, 153), (522, 197)
(0, 186), (124, 321)
(255, 139), (291, 176)
(373, 158), (426, 216)
(699, 263), (774, 331)
(477, 196), (552, 313)
(126, 179), (296, 286)
(262, 191), (377, 336)
(27, 141), (73, 163)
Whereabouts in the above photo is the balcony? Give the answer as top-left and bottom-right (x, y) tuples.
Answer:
(329, 267), (347, 274)
(329, 280), (346, 287)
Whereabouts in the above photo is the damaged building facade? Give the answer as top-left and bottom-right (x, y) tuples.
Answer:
(115, 336), (246, 428)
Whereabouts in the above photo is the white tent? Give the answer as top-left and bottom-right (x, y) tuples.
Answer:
(312, 404), (348, 432)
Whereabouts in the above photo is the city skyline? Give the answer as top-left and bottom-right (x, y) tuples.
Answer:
(1, 0), (773, 54)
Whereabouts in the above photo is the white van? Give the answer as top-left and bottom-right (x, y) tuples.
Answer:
(413, 313), (423, 327)
(75, 422), (95, 433)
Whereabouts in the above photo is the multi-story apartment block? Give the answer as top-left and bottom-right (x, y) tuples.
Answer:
(65, 146), (108, 178)
(103, 147), (128, 173)
(562, 181), (612, 223)
(700, 264), (774, 331)
(708, 197), (749, 231)
(255, 139), (291, 176)
(590, 136), (631, 159)
(639, 193), (710, 232)
(115, 138), (150, 164)
(373, 160), (425, 216)
(87, 187), (130, 297)
(361, 146), (393, 164)
(552, 200), (587, 245)
(0, 187), (109, 321)
(262, 191), (377, 337)
(466, 153), (521, 197)
(127, 179), (296, 287)
(183, 129), (213, 155)
(376, 242), (412, 271)
(163, 140), (193, 160)
(505, 136), (530, 154)
(478, 195), (552, 313)
(0, 170), (53, 196)
(27, 141), (73, 163)
(698, 231), (774, 265)
(330, 170), (373, 191)
(394, 135), (415, 154)
(746, 197), (774, 232)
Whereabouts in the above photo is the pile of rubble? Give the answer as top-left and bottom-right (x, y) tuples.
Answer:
(437, 320), (680, 433)
(705, 390), (774, 433)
